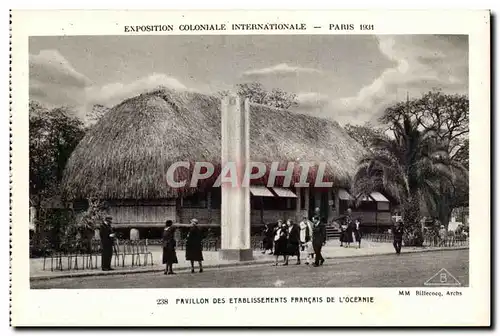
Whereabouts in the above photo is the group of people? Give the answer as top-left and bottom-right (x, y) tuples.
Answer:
(338, 208), (362, 248)
(162, 218), (204, 275)
(97, 216), (204, 275)
(262, 207), (327, 267)
(98, 207), (407, 274)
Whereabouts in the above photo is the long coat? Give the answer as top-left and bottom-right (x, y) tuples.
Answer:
(273, 226), (288, 256)
(393, 225), (404, 241)
(341, 215), (354, 243)
(99, 223), (114, 249)
(286, 224), (301, 256)
(312, 218), (327, 247)
(263, 225), (275, 250)
(162, 226), (178, 264)
(185, 226), (204, 261)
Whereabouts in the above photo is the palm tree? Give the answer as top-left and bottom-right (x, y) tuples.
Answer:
(351, 115), (457, 245)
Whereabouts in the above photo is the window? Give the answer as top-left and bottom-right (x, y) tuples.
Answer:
(211, 188), (221, 209)
(259, 197), (296, 210)
(182, 192), (208, 208)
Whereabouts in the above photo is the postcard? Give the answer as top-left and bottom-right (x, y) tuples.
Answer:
(10, 9), (490, 326)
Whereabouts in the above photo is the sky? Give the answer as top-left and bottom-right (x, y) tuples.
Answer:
(29, 34), (468, 125)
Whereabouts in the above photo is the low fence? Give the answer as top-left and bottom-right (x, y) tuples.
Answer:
(41, 237), (266, 272)
(39, 230), (468, 272)
(362, 233), (469, 247)
(147, 236), (265, 251)
(41, 239), (154, 272)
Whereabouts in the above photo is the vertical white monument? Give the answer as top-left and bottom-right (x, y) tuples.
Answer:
(219, 94), (253, 261)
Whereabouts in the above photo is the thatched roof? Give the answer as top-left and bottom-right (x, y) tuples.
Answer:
(62, 88), (365, 200)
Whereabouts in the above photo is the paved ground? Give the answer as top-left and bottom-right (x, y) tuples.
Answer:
(30, 240), (467, 279)
(31, 249), (468, 288)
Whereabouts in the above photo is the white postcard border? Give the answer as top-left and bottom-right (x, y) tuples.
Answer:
(10, 9), (490, 326)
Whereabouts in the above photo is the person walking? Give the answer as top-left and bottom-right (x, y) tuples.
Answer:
(353, 218), (362, 248)
(186, 218), (204, 273)
(339, 220), (347, 247)
(262, 223), (274, 254)
(99, 216), (115, 271)
(392, 219), (404, 254)
(162, 220), (178, 275)
(285, 219), (301, 265)
(438, 225), (447, 247)
(273, 220), (288, 266)
(343, 208), (354, 248)
(312, 215), (326, 267)
(299, 216), (313, 265)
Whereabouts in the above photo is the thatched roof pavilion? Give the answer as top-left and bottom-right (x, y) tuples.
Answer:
(61, 88), (365, 201)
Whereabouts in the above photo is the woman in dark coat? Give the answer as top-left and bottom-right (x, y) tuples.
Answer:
(186, 218), (204, 273)
(341, 208), (354, 247)
(273, 220), (288, 266)
(262, 224), (274, 254)
(162, 220), (178, 275)
(339, 221), (347, 247)
(285, 219), (301, 265)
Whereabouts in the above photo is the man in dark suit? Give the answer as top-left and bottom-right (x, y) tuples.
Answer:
(99, 216), (115, 271)
(392, 219), (404, 254)
(312, 215), (327, 267)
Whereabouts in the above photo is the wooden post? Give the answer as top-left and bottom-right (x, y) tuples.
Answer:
(327, 189), (333, 223)
(207, 190), (212, 223)
(334, 188), (340, 218)
(315, 190), (321, 208)
(304, 187), (310, 218)
(260, 197), (264, 224)
(295, 187), (301, 222)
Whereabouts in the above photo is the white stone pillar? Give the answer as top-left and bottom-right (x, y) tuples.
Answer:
(219, 94), (252, 261)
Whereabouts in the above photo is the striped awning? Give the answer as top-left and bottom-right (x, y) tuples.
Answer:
(370, 191), (390, 202)
(272, 187), (297, 198)
(338, 189), (355, 201)
(250, 186), (275, 197)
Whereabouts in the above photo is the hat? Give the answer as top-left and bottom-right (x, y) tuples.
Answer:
(191, 218), (199, 224)
(104, 216), (113, 222)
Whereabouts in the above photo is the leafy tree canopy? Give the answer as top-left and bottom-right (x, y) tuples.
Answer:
(29, 100), (85, 205)
(219, 82), (298, 109)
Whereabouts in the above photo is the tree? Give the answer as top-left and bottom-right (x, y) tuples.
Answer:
(86, 104), (110, 125)
(221, 82), (298, 109)
(352, 114), (456, 246)
(344, 122), (386, 150)
(29, 101), (85, 245)
(60, 198), (109, 253)
(381, 91), (469, 228)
